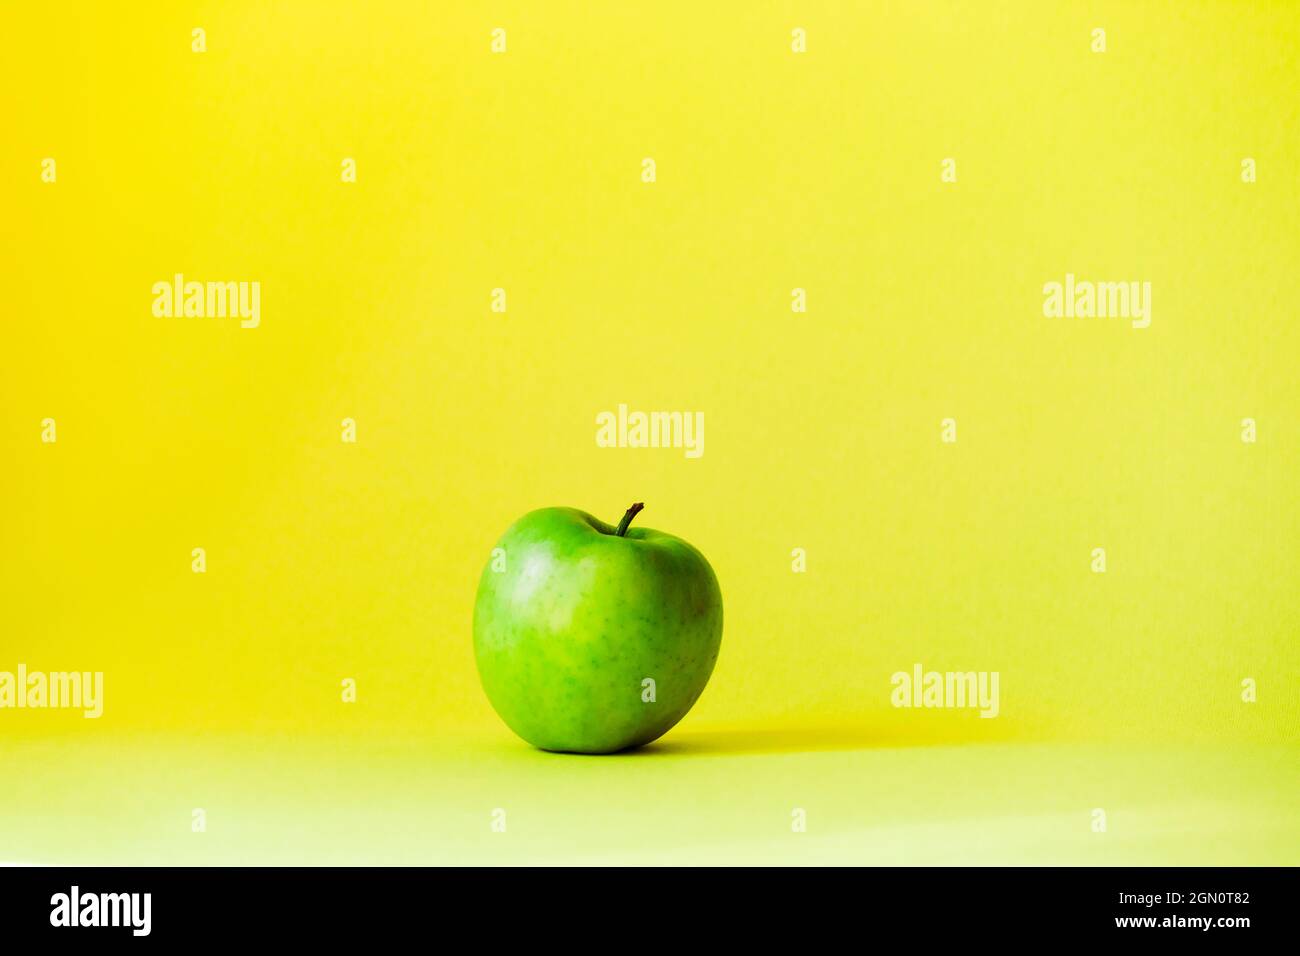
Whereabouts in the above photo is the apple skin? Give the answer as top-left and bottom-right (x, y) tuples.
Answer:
(473, 506), (723, 754)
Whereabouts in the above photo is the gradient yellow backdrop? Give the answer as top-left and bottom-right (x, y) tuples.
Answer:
(2, 2), (1297, 864)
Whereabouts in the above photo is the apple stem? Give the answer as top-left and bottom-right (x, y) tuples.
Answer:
(615, 502), (645, 537)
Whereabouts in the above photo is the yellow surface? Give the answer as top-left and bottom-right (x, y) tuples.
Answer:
(2, 2), (1297, 864)
(1, 733), (1296, 865)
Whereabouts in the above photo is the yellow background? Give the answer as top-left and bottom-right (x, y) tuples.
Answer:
(2, 1), (1296, 864)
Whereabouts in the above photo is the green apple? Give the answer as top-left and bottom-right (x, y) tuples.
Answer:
(473, 503), (723, 753)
